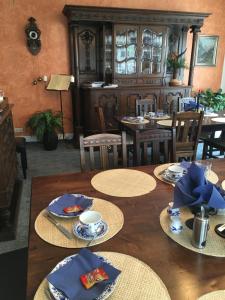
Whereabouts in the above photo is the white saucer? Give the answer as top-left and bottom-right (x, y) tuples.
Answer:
(73, 221), (108, 241)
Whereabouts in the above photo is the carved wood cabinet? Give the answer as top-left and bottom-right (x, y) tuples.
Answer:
(0, 105), (17, 220)
(63, 5), (209, 139)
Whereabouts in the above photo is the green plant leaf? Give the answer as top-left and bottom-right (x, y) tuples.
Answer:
(26, 109), (63, 141)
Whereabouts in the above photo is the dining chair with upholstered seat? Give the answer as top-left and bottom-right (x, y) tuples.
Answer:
(135, 128), (176, 165)
(136, 98), (157, 116)
(172, 111), (204, 161)
(79, 132), (127, 171)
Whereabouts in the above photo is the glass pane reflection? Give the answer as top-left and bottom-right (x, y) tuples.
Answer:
(142, 46), (151, 60)
(127, 59), (136, 74)
(117, 47), (126, 62)
(116, 62), (126, 74)
(141, 61), (152, 74)
(116, 32), (126, 46)
(127, 30), (137, 44)
(127, 45), (136, 59)
(142, 29), (152, 45)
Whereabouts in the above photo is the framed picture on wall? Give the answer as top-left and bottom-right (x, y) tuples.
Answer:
(195, 35), (219, 66)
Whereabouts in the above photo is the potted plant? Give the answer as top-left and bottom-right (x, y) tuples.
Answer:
(199, 89), (225, 112)
(167, 49), (188, 86)
(26, 110), (62, 150)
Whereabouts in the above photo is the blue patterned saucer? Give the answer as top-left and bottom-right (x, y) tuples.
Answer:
(73, 221), (108, 241)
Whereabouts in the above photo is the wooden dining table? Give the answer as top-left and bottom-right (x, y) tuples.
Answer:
(27, 159), (225, 300)
(115, 111), (225, 165)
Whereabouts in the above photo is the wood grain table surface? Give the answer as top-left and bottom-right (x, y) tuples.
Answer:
(27, 160), (225, 300)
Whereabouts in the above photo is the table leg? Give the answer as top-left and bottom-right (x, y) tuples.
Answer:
(134, 133), (141, 166)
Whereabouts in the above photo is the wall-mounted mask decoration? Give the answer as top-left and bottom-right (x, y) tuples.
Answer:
(25, 17), (41, 55)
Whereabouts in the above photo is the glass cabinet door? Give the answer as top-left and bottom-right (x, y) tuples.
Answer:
(105, 28), (112, 70)
(114, 26), (138, 75)
(140, 27), (164, 75)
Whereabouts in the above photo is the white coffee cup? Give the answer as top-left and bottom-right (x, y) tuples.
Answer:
(167, 165), (184, 179)
(148, 112), (155, 118)
(79, 211), (102, 235)
(137, 116), (144, 122)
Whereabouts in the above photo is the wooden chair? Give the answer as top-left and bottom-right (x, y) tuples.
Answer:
(202, 130), (225, 159)
(95, 105), (113, 133)
(136, 98), (156, 116)
(135, 128), (176, 164)
(172, 111), (204, 161)
(80, 132), (127, 171)
(95, 104), (133, 144)
(163, 94), (180, 114)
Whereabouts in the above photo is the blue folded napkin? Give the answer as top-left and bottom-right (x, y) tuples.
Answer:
(47, 248), (121, 300)
(184, 101), (203, 111)
(184, 100), (198, 111)
(47, 194), (93, 216)
(173, 162), (225, 209)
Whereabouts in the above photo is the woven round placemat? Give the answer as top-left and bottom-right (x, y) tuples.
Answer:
(121, 119), (149, 125)
(91, 169), (156, 197)
(34, 252), (171, 300)
(222, 180), (225, 190)
(211, 117), (225, 123)
(160, 207), (225, 257)
(148, 115), (170, 120)
(156, 120), (184, 127)
(153, 163), (218, 185)
(204, 112), (218, 117)
(197, 290), (225, 300)
(34, 198), (124, 248)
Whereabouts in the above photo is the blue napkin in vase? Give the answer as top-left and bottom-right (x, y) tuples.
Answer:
(173, 162), (225, 209)
(47, 194), (93, 216)
(47, 248), (121, 300)
(184, 100), (198, 111)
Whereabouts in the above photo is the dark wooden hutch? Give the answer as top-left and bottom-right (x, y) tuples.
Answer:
(63, 5), (210, 140)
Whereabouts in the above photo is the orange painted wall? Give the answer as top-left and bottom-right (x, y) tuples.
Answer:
(0, 0), (224, 137)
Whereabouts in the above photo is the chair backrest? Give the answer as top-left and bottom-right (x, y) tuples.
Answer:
(172, 111), (204, 161)
(80, 132), (127, 171)
(163, 94), (180, 114)
(136, 128), (176, 164)
(136, 98), (156, 116)
(95, 105), (106, 133)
